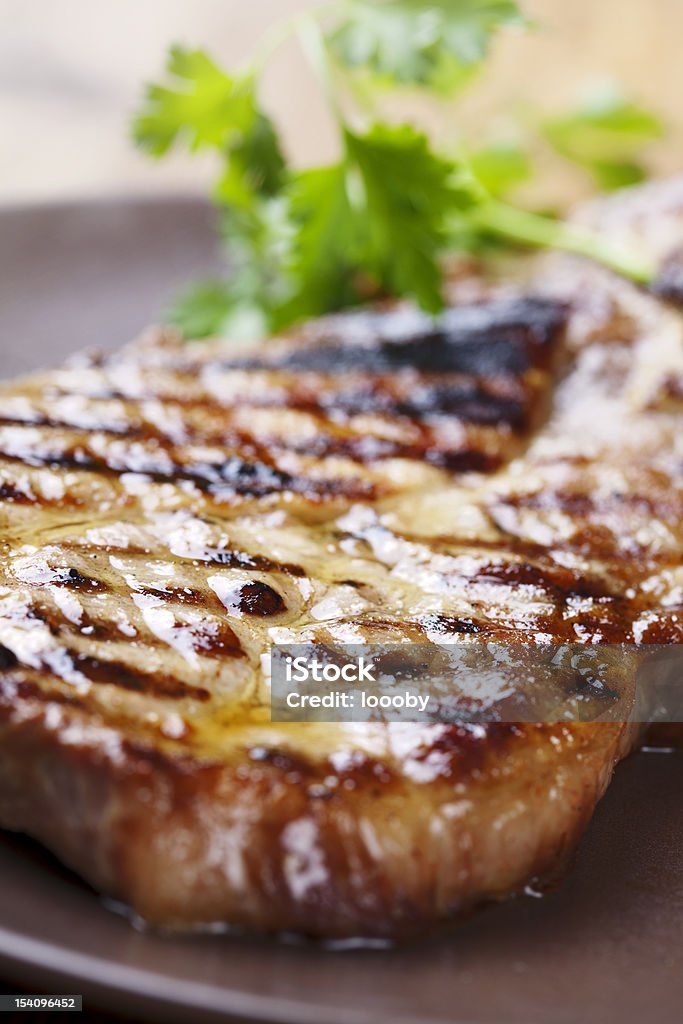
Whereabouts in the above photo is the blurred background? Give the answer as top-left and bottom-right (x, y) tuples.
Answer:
(1, 0), (681, 206)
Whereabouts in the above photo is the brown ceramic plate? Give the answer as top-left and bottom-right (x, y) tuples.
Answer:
(0, 197), (681, 1024)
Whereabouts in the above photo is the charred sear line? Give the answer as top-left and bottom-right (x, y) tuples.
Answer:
(0, 480), (35, 503)
(566, 670), (621, 702)
(247, 743), (397, 786)
(196, 546), (306, 578)
(8, 379), (532, 476)
(185, 624), (247, 658)
(0, 413), (145, 437)
(651, 249), (683, 306)
(54, 536), (307, 579)
(135, 585), (221, 610)
(417, 614), (484, 636)
(26, 601), (143, 647)
(0, 630), (211, 701)
(70, 652), (212, 702)
(46, 567), (104, 592)
(660, 373), (683, 402)
(59, 540), (153, 558)
(395, 383), (528, 428)
(0, 644), (18, 669)
(0, 447), (373, 501)
(247, 719), (528, 784)
(280, 430), (501, 471)
(500, 489), (670, 517)
(27, 600), (245, 661)
(426, 449), (501, 473)
(223, 298), (566, 377)
(37, 381), (529, 433)
(267, 332), (532, 376)
(231, 581), (286, 617)
(2, 677), (88, 710)
(472, 560), (616, 603)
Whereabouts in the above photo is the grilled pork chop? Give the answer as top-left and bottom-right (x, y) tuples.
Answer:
(0, 180), (680, 940)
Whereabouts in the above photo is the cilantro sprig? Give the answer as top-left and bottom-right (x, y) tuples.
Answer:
(133, 4), (659, 339)
(328, 0), (526, 94)
(542, 83), (664, 192)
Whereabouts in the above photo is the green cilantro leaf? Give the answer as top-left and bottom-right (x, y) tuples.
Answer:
(170, 281), (274, 342)
(168, 281), (241, 339)
(135, 44), (287, 212)
(170, 198), (294, 339)
(542, 84), (664, 191)
(277, 164), (361, 326)
(133, 45), (255, 155)
(329, 0), (524, 95)
(215, 111), (287, 208)
(588, 160), (646, 191)
(134, 15), (661, 342)
(344, 123), (478, 312)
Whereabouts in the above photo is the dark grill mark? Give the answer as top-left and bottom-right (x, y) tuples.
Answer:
(635, 615), (683, 644)
(232, 581), (286, 617)
(280, 431), (501, 472)
(60, 540), (153, 558)
(246, 743), (398, 786)
(0, 623), (212, 701)
(71, 652), (211, 702)
(503, 489), (664, 517)
(418, 614), (484, 636)
(273, 334), (533, 376)
(0, 447), (373, 501)
(399, 384), (527, 428)
(660, 373), (683, 403)
(0, 644), (18, 669)
(26, 600), (246, 661)
(1, 677), (87, 710)
(426, 449), (500, 474)
(182, 622), (246, 659)
(0, 413), (141, 437)
(198, 547), (306, 577)
(12, 604), (220, 698)
(248, 723), (528, 785)
(317, 380), (528, 425)
(567, 669), (620, 702)
(137, 586), (214, 608)
(0, 378), (533, 483)
(0, 481), (33, 503)
(652, 249), (683, 306)
(224, 298), (566, 378)
(15, 565), (105, 592)
(40, 381), (530, 436)
(49, 567), (104, 592)
(57, 536), (306, 580)
(473, 560), (615, 602)
(1, 302), (564, 489)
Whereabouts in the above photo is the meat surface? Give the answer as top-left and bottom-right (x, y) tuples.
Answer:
(0, 180), (680, 940)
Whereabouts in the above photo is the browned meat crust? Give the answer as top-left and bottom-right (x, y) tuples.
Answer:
(0, 180), (680, 939)
(0, 706), (635, 938)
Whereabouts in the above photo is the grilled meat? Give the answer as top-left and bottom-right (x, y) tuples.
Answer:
(0, 180), (681, 939)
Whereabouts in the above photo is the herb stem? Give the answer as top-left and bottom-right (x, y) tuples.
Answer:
(296, 13), (346, 126)
(472, 199), (655, 284)
(248, 3), (342, 77)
